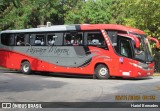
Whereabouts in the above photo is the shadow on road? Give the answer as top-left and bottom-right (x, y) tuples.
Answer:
(0, 69), (153, 81)
(0, 71), (68, 93)
(109, 76), (153, 81)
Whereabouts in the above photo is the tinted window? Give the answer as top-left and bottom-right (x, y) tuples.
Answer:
(47, 34), (56, 45)
(1, 34), (15, 46)
(119, 38), (133, 58)
(64, 32), (83, 46)
(16, 34), (25, 46)
(29, 34), (45, 46)
(35, 35), (45, 46)
(106, 30), (127, 46)
(47, 33), (63, 46)
(106, 31), (117, 46)
(84, 31), (108, 49)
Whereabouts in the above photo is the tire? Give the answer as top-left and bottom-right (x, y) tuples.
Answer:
(21, 61), (31, 74)
(94, 64), (110, 79)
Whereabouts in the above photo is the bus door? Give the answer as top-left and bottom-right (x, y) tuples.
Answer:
(117, 34), (135, 77)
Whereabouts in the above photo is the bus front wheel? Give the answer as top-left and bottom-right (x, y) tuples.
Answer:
(21, 61), (31, 74)
(94, 64), (110, 79)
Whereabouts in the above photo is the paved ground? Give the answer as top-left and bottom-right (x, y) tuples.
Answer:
(0, 70), (160, 111)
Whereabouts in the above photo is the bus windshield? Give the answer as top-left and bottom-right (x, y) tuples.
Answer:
(132, 34), (153, 63)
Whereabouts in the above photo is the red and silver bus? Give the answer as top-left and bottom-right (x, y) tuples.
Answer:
(0, 24), (155, 79)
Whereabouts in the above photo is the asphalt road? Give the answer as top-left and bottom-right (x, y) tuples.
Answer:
(0, 70), (160, 111)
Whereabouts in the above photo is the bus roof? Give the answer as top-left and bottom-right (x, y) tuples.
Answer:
(80, 24), (145, 35)
(0, 24), (145, 35)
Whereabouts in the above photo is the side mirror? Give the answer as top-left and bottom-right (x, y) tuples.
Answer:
(148, 36), (160, 48)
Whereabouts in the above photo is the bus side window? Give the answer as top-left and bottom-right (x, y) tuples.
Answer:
(24, 34), (30, 46)
(1, 34), (8, 45)
(84, 31), (108, 49)
(107, 31), (117, 46)
(54, 33), (63, 46)
(47, 33), (63, 46)
(64, 33), (72, 45)
(30, 34), (36, 46)
(1, 34), (15, 46)
(47, 34), (55, 46)
(35, 35), (45, 46)
(16, 34), (25, 46)
(64, 32), (83, 46)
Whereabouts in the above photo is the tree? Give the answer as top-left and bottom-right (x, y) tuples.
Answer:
(0, 0), (84, 30)
(113, 0), (160, 37)
(0, 0), (63, 29)
(65, 0), (115, 24)
(0, 0), (160, 41)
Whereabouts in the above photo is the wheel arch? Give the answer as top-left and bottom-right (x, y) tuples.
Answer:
(94, 62), (110, 73)
(21, 59), (32, 69)
(94, 62), (110, 79)
(20, 60), (32, 74)
(21, 59), (29, 63)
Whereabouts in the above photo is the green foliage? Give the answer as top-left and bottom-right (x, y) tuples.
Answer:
(121, 0), (160, 37)
(65, 0), (114, 24)
(0, 0), (160, 42)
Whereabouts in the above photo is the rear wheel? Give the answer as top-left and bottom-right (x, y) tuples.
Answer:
(94, 64), (110, 79)
(21, 61), (31, 74)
